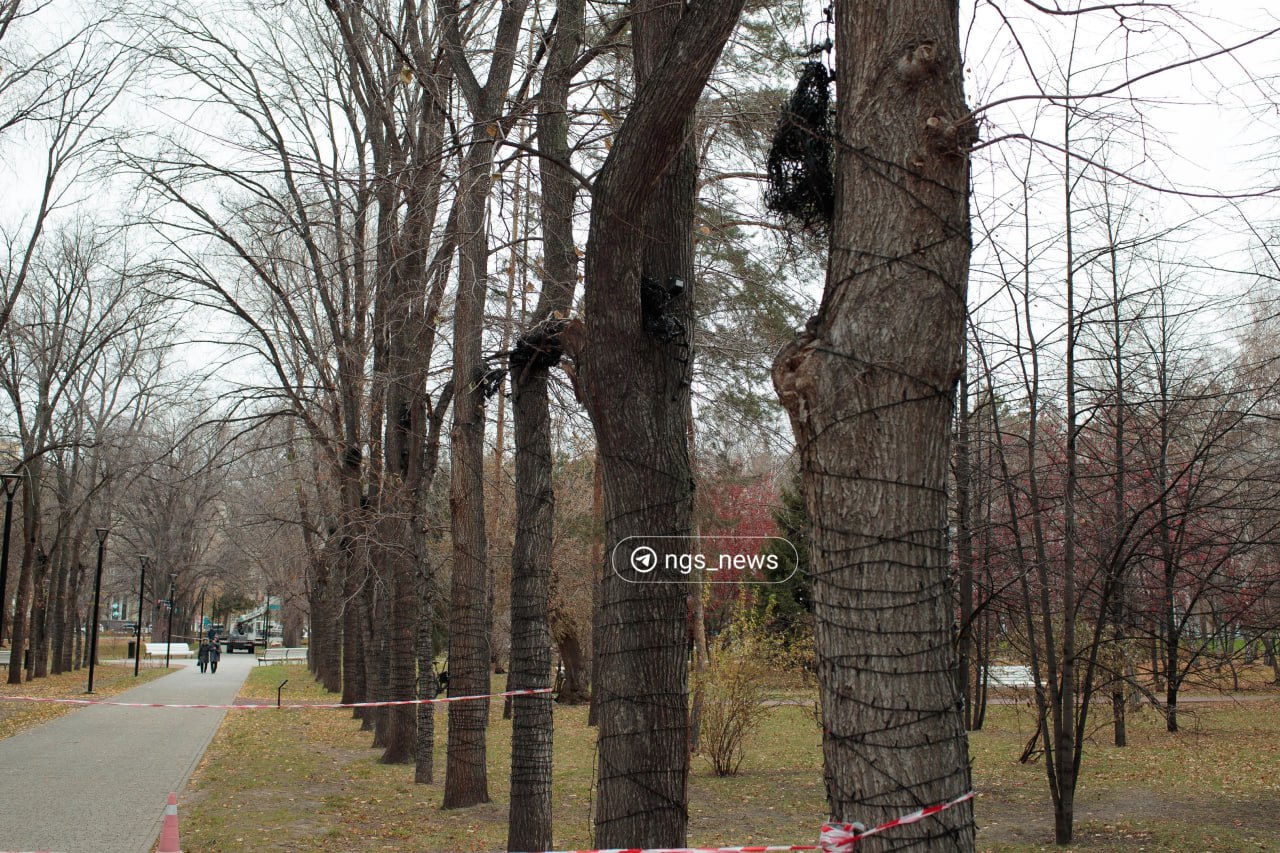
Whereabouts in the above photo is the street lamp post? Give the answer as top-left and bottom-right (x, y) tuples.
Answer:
(165, 573), (176, 668)
(134, 555), (149, 677)
(86, 528), (109, 694)
(0, 472), (21, 647)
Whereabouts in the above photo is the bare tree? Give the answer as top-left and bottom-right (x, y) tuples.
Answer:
(0, 223), (172, 682)
(569, 0), (746, 845)
(772, 2), (977, 849)
(434, 0), (531, 808)
(0, 8), (130, 338)
(504, 0), (585, 843)
(129, 3), (455, 735)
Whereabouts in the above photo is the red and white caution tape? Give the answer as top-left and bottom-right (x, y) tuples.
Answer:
(519, 840), (819, 845)
(510, 791), (976, 853)
(820, 791), (975, 848)
(0, 686), (551, 710)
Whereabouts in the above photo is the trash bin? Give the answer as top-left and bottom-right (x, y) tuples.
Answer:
(127, 641), (137, 660)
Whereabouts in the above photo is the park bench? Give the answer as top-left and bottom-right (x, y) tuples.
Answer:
(144, 642), (194, 659)
(256, 647), (308, 665)
(0, 649), (8, 666)
(988, 664), (1041, 688)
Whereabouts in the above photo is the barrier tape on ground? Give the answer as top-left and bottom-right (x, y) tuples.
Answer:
(0, 793), (975, 853)
(0, 687), (552, 710)
(510, 791), (976, 853)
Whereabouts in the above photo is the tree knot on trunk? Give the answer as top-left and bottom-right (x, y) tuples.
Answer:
(773, 330), (820, 429)
(924, 111), (981, 158)
(896, 41), (939, 86)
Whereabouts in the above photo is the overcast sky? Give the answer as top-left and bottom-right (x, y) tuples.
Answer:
(5, 0), (1280, 401)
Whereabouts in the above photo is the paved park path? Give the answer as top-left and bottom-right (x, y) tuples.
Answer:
(0, 650), (254, 853)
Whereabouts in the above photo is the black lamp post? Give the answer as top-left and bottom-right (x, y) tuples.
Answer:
(86, 527), (109, 694)
(134, 555), (149, 677)
(0, 472), (21, 647)
(165, 573), (176, 668)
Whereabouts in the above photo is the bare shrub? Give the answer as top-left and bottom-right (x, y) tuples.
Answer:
(696, 604), (773, 777)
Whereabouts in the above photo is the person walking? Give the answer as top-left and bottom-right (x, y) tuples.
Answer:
(208, 640), (221, 674)
(197, 640), (209, 674)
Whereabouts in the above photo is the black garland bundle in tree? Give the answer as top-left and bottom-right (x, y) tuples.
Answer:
(640, 274), (686, 343)
(509, 316), (571, 374)
(765, 57), (835, 233)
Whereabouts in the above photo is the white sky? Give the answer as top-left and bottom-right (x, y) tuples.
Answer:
(5, 0), (1280, 420)
(959, 1), (1280, 395)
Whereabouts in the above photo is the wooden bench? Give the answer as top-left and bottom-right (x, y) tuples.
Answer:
(145, 642), (194, 659)
(0, 649), (8, 666)
(256, 647), (308, 665)
(988, 664), (1041, 688)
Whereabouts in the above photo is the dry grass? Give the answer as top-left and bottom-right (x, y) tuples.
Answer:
(179, 664), (1280, 852)
(974, 696), (1280, 851)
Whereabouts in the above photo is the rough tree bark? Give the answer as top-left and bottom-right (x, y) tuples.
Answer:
(587, 455), (602, 727)
(374, 54), (451, 766)
(572, 0), (746, 846)
(438, 0), (530, 809)
(772, 2), (976, 849)
(443, 133), (496, 806)
(505, 0), (583, 845)
(7, 462), (41, 684)
(414, 559), (439, 784)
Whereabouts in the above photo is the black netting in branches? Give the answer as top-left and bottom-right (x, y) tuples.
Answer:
(765, 60), (835, 233)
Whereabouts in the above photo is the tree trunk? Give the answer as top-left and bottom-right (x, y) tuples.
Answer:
(772, 3), (976, 848)
(1054, 98), (1081, 848)
(442, 131), (497, 809)
(504, 0), (583, 843)
(342, 557), (364, 706)
(956, 365), (975, 731)
(379, 509), (418, 763)
(364, 578), (385, 739)
(507, 368), (556, 849)
(58, 561), (80, 675)
(377, 126), (444, 762)
(1107, 238), (1129, 749)
(688, 558), (707, 754)
(437, 0), (529, 808)
(1165, 622), (1180, 733)
(1151, 633), (1162, 692)
(555, 630), (590, 704)
(30, 553), (49, 679)
(75, 612), (84, 669)
(49, 550), (69, 676)
(587, 454), (603, 727)
(574, 1), (745, 846)
(313, 552), (342, 693)
(7, 483), (39, 684)
(415, 562), (437, 784)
